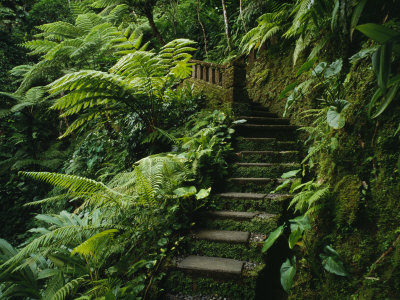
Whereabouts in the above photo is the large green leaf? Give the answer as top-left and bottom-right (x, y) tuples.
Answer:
(350, 0), (368, 40)
(324, 59), (342, 78)
(371, 83), (400, 118)
(296, 57), (318, 77)
(173, 186), (197, 198)
(280, 256), (296, 293)
(378, 43), (393, 91)
(262, 225), (285, 253)
(320, 245), (348, 276)
(288, 228), (302, 249)
(356, 23), (400, 44)
(327, 100), (350, 129)
(195, 188), (211, 200)
(290, 215), (311, 232)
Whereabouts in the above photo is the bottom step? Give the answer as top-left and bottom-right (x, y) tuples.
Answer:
(176, 255), (244, 278)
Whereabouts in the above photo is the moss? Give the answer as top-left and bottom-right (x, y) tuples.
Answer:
(231, 164), (300, 178)
(234, 138), (298, 151)
(333, 175), (362, 227)
(199, 215), (279, 233)
(181, 239), (264, 263)
(238, 152), (300, 164)
(162, 271), (257, 299)
(208, 195), (290, 214)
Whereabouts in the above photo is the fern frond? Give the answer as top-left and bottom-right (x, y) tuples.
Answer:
(51, 275), (87, 300)
(23, 40), (59, 56)
(75, 13), (103, 33)
(37, 21), (83, 41)
(71, 229), (118, 259)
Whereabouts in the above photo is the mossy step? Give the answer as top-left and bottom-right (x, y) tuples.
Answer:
(235, 137), (297, 151)
(176, 255), (244, 278)
(238, 150), (299, 163)
(194, 229), (250, 244)
(226, 178), (293, 193)
(206, 210), (259, 220)
(232, 162), (300, 178)
(250, 111), (278, 118)
(236, 124), (298, 139)
(201, 212), (279, 234)
(183, 236), (264, 263)
(238, 116), (290, 125)
(164, 270), (259, 299)
(210, 193), (291, 214)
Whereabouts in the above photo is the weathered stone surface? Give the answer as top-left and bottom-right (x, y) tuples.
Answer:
(235, 162), (300, 167)
(216, 192), (266, 199)
(238, 116), (291, 125)
(194, 229), (250, 243)
(228, 177), (286, 183)
(206, 210), (259, 220)
(176, 255), (244, 277)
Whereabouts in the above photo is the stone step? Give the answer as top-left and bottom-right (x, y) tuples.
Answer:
(236, 124), (298, 139)
(194, 229), (250, 244)
(235, 137), (297, 151)
(206, 210), (259, 220)
(211, 193), (291, 214)
(250, 111), (279, 118)
(232, 162), (300, 178)
(176, 255), (244, 278)
(238, 150), (300, 163)
(201, 211), (279, 234)
(226, 178), (294, 194)
(238, 116), (290, 125)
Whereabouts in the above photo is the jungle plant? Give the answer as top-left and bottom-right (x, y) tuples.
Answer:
(240, 1), (293, 55)
(262, 214), (348, 293)
(47, 38), (196, 138)
(14, 7), (146, 93)
(356, 23), (400, 120)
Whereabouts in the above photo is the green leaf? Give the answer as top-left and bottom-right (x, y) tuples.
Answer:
(281, 169), (301, 179)
(327, 107), (345, 129)
(324, 59), (342, 78)
(356, 23), (400, 44)
(296, 57), (318, 77)
(378, 42), (393, 92)
(280, 256), (296, 293)
(288, 228), (302, 249)
(173, 186), (197, 198)
(290, 215), (311, 232)
(320, 245), (348, 276)
(262, 225), (285, 253)
(195, 188), (211, 200)
(157, 238), (168, 247)
(371, 83), (400, 118)
(350, 0), (368, 40)
(327, 100), (350, 129)
(279, 82), (298, 99)
(312, 62), (327, 77)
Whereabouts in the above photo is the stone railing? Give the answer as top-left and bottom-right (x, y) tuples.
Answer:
(187, 56), (247, 104)
(190, 60), (225, 87)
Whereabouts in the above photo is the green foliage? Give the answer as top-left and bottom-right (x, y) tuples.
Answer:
(320, 245), (348, 276)
(280, 256), (296, 293)
(48, 38), (195, 138)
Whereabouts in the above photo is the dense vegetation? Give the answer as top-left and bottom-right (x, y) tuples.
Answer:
(0, 0), (399, 299)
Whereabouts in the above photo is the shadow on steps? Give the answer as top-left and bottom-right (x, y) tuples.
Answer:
(255, 236), (290, 300)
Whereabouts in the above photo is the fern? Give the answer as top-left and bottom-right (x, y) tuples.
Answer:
(51, 275), (87, 300)
(289, 182), (330, 216)
(71, 229), (118, 261)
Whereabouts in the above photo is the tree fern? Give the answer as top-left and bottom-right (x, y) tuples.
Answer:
(50, 275), (87, 300)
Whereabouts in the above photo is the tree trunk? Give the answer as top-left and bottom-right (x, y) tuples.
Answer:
(146, 12), (165, 45)
(221, 0), (231, 52)
(239, 0), (247, 32)
(196, 0), (208, 57)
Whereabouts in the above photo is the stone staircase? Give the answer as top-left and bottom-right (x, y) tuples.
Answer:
(163, 103), (299, 299)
